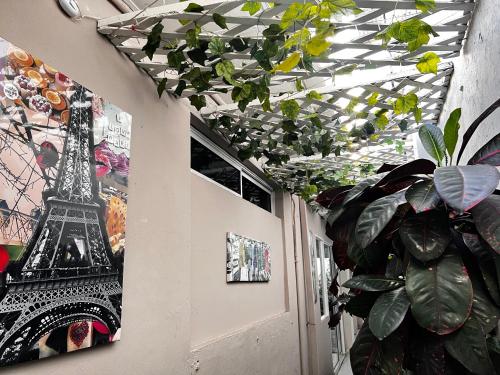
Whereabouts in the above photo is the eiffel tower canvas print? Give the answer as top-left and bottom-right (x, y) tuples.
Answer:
(0, 36), (131, 366)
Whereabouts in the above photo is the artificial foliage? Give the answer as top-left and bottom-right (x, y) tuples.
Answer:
(318, 100), (500, 374)
(139, 0), (445, 198)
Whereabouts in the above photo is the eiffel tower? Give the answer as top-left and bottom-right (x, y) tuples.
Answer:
(0, 85), (122, 365)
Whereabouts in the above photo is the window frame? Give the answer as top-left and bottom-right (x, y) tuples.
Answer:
(190, 128), (274, 213)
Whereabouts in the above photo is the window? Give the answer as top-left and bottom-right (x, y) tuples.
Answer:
(190, 132), (273, 213)
(191, 137), (241, 194)
(242, 176), (272, 212)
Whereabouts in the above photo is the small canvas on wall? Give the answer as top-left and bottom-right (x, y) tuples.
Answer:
(0, 36), (130, 366)
(226, 232), (271, 282)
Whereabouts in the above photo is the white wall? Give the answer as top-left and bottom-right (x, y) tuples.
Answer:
(1, 0), (192, 374)
(438, 0), (500, 164)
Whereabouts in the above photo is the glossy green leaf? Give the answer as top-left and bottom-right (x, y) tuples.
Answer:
(355, 190), (406, 249)
(280, 99), (300, 120)
(445, 317), (495, 375)
(471, 195), (500, 253)
(350, 322), (381, 375)
(405, 179), (440, 213)
(212, 13), (227, 29)
(418, 123), (446, 165)
(343, 275), (404, 292)
(399, 211), (450, 262)
(470, 275), (500, 333)
(416, 52), (440, 74)
(443, 108), (461, 160)
(468, 133), (500, 166)
(434, 165), (500, 213)
(157, 78), (168, 98)
(368, 287), (410, 340)
(241, 1), (261, 15)
(463, 233), (500, 304)
(406, 252), (473, 335)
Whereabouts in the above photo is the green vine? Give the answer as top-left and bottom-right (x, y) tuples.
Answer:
(142, 0), (441, 198)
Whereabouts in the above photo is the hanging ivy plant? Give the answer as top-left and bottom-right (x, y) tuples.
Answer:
(140, 0), (446, 199)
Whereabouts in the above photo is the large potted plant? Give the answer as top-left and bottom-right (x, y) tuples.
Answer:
(317, 100), (500, 374)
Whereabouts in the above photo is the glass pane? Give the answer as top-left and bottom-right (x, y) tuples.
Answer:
(310, 234), (318, 304)
(316, 239), (325, 316)
(242, 176), (272, 212)
(191, 138), (241, 194)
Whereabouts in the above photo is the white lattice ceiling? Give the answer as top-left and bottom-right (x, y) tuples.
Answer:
(97, 0), (475, 181)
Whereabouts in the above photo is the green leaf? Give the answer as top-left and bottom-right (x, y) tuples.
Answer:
(189, 94), (206, 110)
(368, 287), (410, 340)
(157, 78), (168, 98)
(186, 48), (207, 65)
(280, 3), (304, 29)
(241, 1), (261, 15)
(394, 93), (418, 115)
(343, 275), (404, 292)
(376, 19), (438, 52)
(215, 60), (235, 82)
(173, 80), (187, 97)
(406, 251), (473, 335)
(471, 195), (500, 253)
(306, 90), (322, 101)
(443, 108), (461, 159)
(208, 37), (225, 56)
(413, 107), (422, 123)
(417, 52), (440, 74)
(335, 64), (358, 75)
(229, 37), (249, 52)
(142, 21), (164, 60)
(304, 31), (333, 56)
(167, 49), (186, 71)
(445, 317), (495, 375)
(284, 28), (311, 49)
(416, 0), (436, 13)
(184, 2), (204, 12)
(212, 13), (227, 29)
(300, 184), (318, 201)
(418, 123), (446, 165)
(186, 24), (201, 48)
(367, 92), (379, 106)
(399, 210), (451, 262)
(355, 190), (406, 249)
(434, 165), (500, 213)
(405, 179), (440, 213)
(295, 78), (304, 91)
(280, 99), (300, 120)
(273, 51), (301, 73)
(345, 97), (359, 114)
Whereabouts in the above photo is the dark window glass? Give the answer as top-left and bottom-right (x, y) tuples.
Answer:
(191, 138), (241, 194)
(242, 176), (272, 212)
